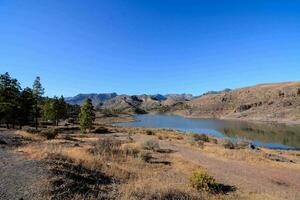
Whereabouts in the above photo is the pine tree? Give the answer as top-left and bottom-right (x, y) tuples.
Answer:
(0, 72), (21, 128)
(79, 98), (95, 133)
(42, 96), (67, 126)
(32, 76), (44, 129)
(18, 87), (35, 128)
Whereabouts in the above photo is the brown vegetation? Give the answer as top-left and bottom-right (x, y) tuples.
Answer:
(0, 123), (298, 200)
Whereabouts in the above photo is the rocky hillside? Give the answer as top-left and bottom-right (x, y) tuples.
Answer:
(66, 93), (193, 113)
(66, 82), (300, 123)
(183, 82), (300, 123)
(65, 93), (117, 105)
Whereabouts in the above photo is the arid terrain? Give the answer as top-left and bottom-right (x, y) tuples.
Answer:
(66, 82), (300, 124)
(0, 115), (299, 200)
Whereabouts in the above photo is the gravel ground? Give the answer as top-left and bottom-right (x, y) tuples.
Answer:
(0, 130), (49, 200)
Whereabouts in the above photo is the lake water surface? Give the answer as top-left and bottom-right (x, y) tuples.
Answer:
(116, 115), (300, 150)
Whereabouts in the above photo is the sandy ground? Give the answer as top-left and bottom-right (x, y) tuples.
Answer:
(130, 133), (300, 200)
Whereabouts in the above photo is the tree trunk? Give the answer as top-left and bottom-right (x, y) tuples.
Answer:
(35, 102), (38, 130)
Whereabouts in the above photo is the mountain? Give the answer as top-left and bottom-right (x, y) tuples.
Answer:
(65, 93), (117, 106)
(65, 82), (300, 123)
(66, 93), (193, 110)
(180, 82), (300, 123)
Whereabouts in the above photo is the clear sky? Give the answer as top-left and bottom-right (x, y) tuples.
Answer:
(0, 0), (299, 97)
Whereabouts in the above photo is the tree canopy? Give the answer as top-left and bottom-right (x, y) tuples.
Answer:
(79, 98), (95, 133)
(0, 72), (78, 129)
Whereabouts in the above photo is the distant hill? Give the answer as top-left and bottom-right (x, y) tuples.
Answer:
(65, 93), (117, 106)
(66, 82), (300, 123)
(179, 82), (300, 123)
(65, 93), (193, 113)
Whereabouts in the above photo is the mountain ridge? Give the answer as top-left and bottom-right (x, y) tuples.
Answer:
(66, 81), (300, 123)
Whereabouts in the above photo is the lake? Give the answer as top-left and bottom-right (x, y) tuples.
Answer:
(116, 114), (300, 150)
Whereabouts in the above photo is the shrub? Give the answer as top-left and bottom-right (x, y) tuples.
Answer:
(93, 138), (122, 155)
(40, 128), (59, 140)
(193, 134), (209, 142)
(138, 151), (152, 162)
(222, 139), (235, 149)
(121, 143), (141, 157)
(143, 139), (160, 151)
(93, 127), (110, 134)
(236, 140), (249, 149)
(190, 170), (217, 192)
(23, 127), (40, 134)
(146, 130), (154, 135)
(188, 138), (204, 149)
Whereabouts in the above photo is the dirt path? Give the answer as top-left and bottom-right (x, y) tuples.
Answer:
(132, 134), (300, 200)
(0, 131), (49, 200)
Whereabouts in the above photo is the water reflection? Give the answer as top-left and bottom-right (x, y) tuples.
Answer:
(116, 115), (300, 150)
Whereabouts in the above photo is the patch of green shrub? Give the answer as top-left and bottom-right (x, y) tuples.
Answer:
(190, 170), (217, 192)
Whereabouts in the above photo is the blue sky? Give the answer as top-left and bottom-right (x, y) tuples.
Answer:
(0, 0), (299, 97)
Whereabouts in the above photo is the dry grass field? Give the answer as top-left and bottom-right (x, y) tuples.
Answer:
(1, 122), (299, 200)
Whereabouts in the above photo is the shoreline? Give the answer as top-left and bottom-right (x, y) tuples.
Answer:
(177, 114), (300, 126)
(107, 114), (300, 151)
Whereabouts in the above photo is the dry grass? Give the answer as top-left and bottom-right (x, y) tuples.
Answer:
(108, 126), (300, 168)
(16, 129), (237, 200)
(14, 125), (300, 200)
(17, 130), (45, 141)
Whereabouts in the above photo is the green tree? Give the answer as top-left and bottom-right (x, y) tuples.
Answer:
(32, 76), (44, 129)
(0, 72), (21, 128)
(79, 98), (95, 133)
(17, 87), (35, 128)
(42, 96), (67, 126)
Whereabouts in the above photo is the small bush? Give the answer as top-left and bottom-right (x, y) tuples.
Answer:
(158, 135), (163, 140)
(40, 128), (59, 140)
(23, 127), (40, 134)
(93, 127), (110, 134)
(188, 138), (204, 149)
(138, 151), (152, 162)
(93, 138), (122, 155)
(193, 134), (209, 142)
(236, 140), (249, 149)
(143, 139), (160, 151)
(146, 130), (155, 135)
(190, 170), (217, 192)
(222, 139), (235, 149)
(121, 143), (141, 157)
